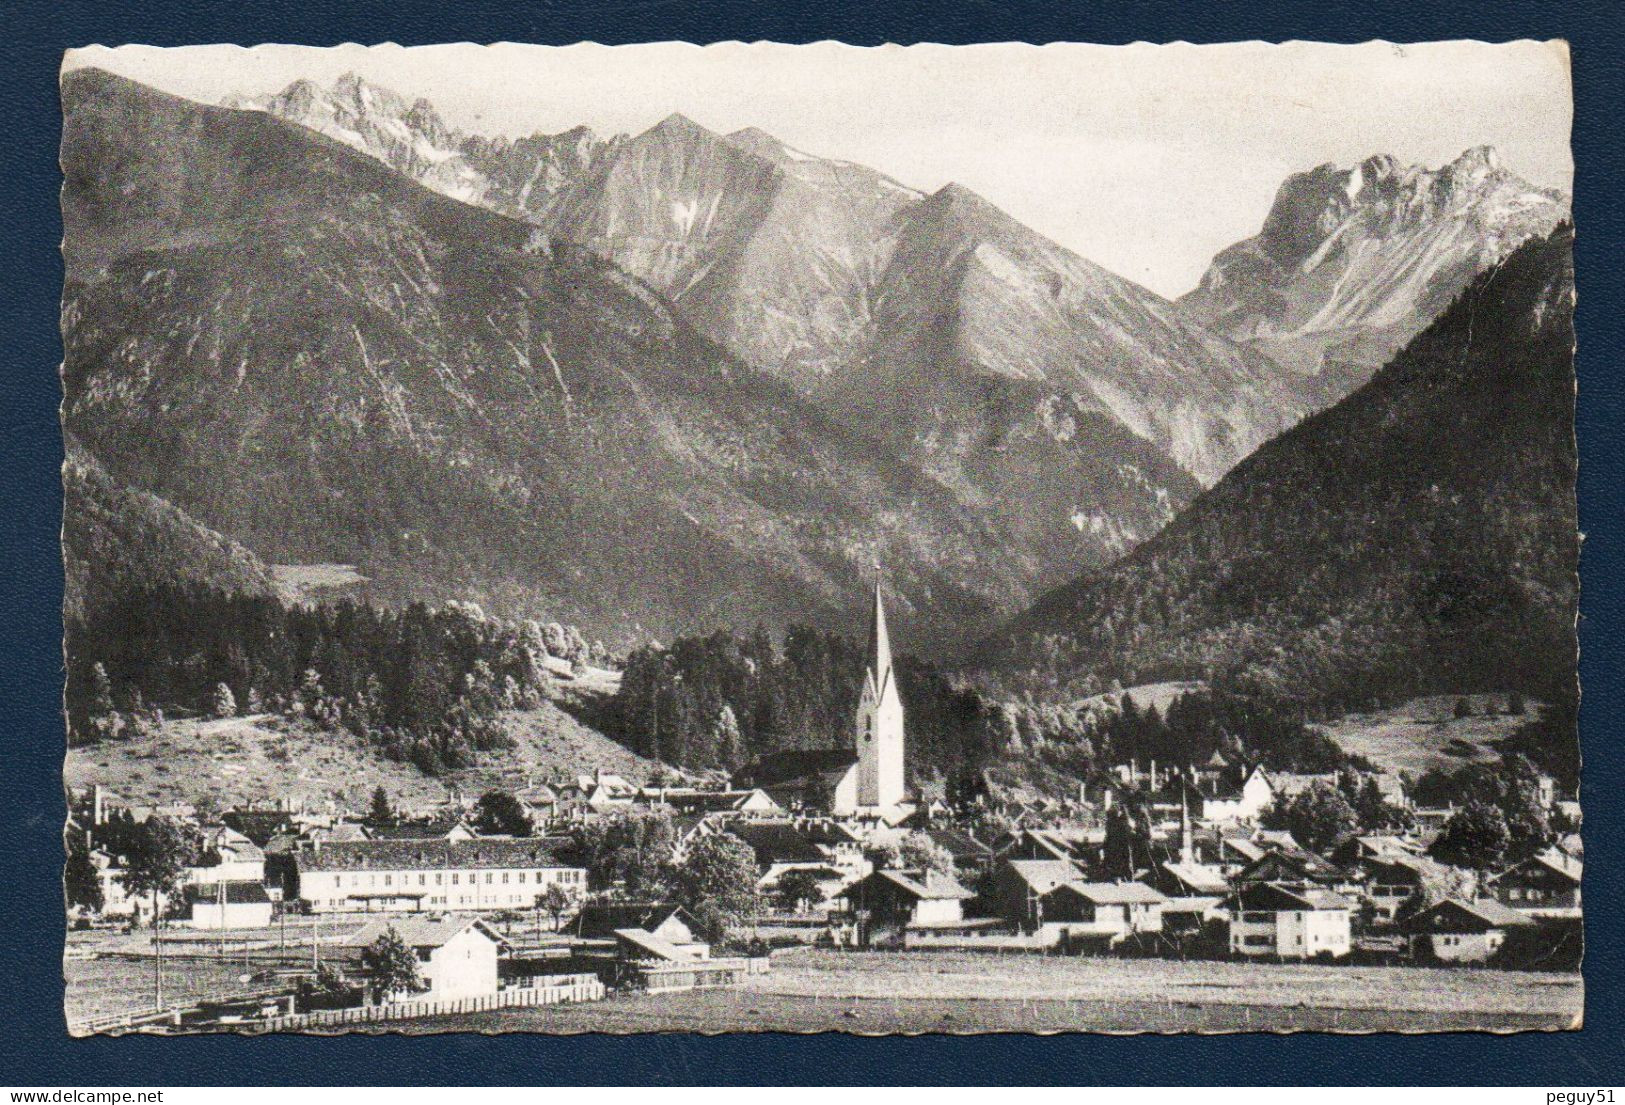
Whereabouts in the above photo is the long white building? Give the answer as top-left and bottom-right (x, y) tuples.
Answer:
(295, 837), (585, 914)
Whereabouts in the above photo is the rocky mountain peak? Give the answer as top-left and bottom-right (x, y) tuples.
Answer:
(647, 112), (716, 141)
(1180, 146), (1568, 394)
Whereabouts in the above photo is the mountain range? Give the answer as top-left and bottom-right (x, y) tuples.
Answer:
(975, 224), (1577, 710)
(236, 72), (1568, 482)
(62, 69), (1029, 651)
(62, 66), (1572, 670)
(1180, 146), (1569, 401)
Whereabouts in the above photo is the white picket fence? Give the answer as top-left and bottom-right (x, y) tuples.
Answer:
(254, 975), (605, 1031)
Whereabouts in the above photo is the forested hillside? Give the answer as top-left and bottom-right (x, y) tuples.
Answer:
(600, 625), (1361, 799)
(976, 226), (1577, 717)
(62, 444), (280, 620)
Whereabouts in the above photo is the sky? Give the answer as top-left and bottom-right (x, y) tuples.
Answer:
(63, 40), (1573, 299)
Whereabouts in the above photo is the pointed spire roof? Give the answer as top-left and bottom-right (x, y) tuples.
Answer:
(867, 575), (893, 694)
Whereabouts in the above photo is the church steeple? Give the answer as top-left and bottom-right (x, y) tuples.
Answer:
(852, 572), (906, 814)
(867, 574), (893, 697)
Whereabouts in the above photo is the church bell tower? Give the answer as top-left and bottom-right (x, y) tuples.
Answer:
(855, 578), (906, 812)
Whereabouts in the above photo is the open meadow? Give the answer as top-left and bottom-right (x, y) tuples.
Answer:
(358, 948), (1582, 1036)
(1310, 694), (1536, 776)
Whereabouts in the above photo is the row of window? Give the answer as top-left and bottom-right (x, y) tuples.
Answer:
(1503, 886), (1553, 901)
(1434, 934), (1499, 947)
(321, 869), (583, 889)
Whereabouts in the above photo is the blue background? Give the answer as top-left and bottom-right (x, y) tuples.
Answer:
(4, 0), (1620, 1086)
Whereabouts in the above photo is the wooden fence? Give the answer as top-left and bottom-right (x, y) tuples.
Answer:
(636, 957), (769, 992)
(253, 975), (605, 1032)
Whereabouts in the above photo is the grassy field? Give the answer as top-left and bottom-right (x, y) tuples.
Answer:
(64, 917), (371, 1025)
(314, 948), (1582, 1036)
(64, 695), (654, 811)
(1312, 694), (1539, 777)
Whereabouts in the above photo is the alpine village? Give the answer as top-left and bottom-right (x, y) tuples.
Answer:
(59, 66), (1581, 1034)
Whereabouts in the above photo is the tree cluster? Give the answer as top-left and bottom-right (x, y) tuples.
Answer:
(1423, 754), (1555, 870)
(569, 809), (762, 946)
(614, 625), (995, 781)
(65, 585), (598, 776)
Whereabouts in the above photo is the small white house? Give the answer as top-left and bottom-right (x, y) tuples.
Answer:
(185, 881), (274, 930)
(1225, 882), (1353, 960)
(348, 914), (509, 1002)
(1403, 898), (1536, 963)
(1202, 766), (1275, 824)
(88, 849), (141, 920)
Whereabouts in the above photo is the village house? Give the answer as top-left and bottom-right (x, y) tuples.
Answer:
(348, 914), (510, 1001)
(1233, 844), (1363, 898)
(367, 814), (478, 842)
(920, 826), (996, 881)
(998, 826), (1100, 865)
(733, 748), (861, 816)
(1200, 764), (1275, 823)
(86, 847), (150, 921)
(1486, 848), (1582, 919)
(1331, 834), (1423, 866)
(186, 826), (266, 887)
(834, 869), (974, 946)
(1211, 833), (1271, 875)
(1038, 881), (1168, 942)
(726, 820), (852, 902)
(1160, 895), (1227, 939)
(1353, 851), (1457, 922)
(516, 780), (559, 823)
(184, 881), (274, 930)
(1224, 882), (1354, 960)
(1157, 858), (1230, 896)
(611, 925), (709, 966)
(641, 787), (784, 818)
(1401, 898), (1536, 963)
(989, 858), (1085, 929)
(221, 809), (297, 848)
(549, 771), (640, 813)
(294, 837), (585, 914)
(567, 903), (711, 959)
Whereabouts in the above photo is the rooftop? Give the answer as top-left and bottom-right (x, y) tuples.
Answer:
(295, 837), (571, 872)
(347, 913), (509, 950)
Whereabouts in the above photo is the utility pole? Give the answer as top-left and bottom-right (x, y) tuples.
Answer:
(152, 930), (163, 1011)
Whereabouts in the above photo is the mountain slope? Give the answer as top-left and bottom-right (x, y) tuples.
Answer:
(62, 442), (281, 620)
(242, 76), (1300, 569)
(858, 182), (1301, 487)
(976, 225), (1577, 711)
(61, 68), (1046, 653)
(1180, 148), (1569, 403)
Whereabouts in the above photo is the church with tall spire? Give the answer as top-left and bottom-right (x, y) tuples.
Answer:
(730, 576), (911, 822)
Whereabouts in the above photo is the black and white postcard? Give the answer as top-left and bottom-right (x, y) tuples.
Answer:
(58, 40), (1579, 1035)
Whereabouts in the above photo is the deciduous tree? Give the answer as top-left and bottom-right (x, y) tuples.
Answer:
(1264, 782), (1359, 854)
(473, 790), (533, 838)
(360, 926), (423, 1003)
